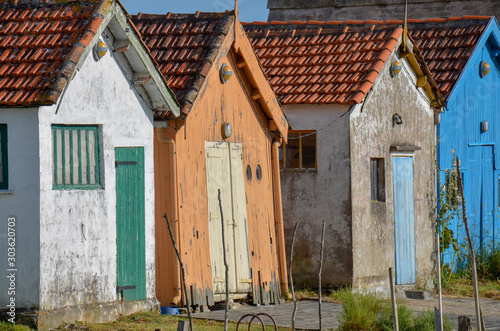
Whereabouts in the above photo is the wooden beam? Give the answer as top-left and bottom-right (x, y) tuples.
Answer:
(236, 58), (247, 68)
(113, 39), (132, 52)
(416, 75), (427, 87)
(251, 89), (261, 100)
(269, 120), (278, 131)
(133, 72), (151, 85)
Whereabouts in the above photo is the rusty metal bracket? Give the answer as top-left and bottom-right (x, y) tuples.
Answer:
(236, 312), (278, 331)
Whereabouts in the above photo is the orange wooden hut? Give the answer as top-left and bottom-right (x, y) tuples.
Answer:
(133, 9), (289, 308)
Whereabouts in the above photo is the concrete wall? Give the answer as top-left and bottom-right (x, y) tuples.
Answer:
(37, 36), (156, 311)
(349, 46), (436, 294)
(267, 0), (500, 22)
(0, 108), (40, 308)
(280, 103), (352, 288)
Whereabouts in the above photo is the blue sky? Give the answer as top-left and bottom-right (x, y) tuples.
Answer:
(119, 0), (269, 22)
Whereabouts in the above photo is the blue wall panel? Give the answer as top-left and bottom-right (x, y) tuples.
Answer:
(439, 19), (500, 265)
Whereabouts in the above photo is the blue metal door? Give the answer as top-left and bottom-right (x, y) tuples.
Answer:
(393, 156), (416, 284)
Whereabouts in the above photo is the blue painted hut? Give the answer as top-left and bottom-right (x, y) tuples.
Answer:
(408, 16), (500, 262)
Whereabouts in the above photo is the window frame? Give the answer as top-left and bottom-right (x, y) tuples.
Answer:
(0, 124), (8, 190)
(52, 125), (101, 190)
(281, 130), (317, 172)
(370, 157), (385, 202)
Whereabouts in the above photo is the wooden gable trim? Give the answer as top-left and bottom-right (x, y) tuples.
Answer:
(399, 38), (446, 109)
(114, 3), (180, 116)
(233, 21), (289, 142)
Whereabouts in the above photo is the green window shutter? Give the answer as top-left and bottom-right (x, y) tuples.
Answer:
(0, 124), (8, 190)
(52, 125), (101, 190)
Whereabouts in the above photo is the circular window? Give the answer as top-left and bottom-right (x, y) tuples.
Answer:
(246, 164), (252, 182)
(256, 164), (262, 182)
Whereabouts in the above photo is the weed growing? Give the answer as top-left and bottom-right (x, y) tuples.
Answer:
(337, 290), (453, 331)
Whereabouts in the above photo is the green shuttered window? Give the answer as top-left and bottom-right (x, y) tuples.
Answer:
(0, 124), (7, 190)
(52, 125), (101, 189)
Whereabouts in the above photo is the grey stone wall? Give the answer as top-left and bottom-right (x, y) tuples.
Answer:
(267, 0), (500, 22)
(280, 103), (353, 288)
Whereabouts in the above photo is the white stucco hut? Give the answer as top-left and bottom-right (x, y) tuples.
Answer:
(245, 21), (445, 295)
(0, 0), (179, 328)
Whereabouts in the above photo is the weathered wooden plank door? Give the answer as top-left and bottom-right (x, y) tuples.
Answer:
(228, 144), (252, 291)
(116, 147), (146, 301)
(392, 156), (416, 285)
(205, 141), (252, 295)
(468, 146), (495, 250)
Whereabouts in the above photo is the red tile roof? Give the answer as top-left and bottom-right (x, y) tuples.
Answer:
(243, 21), (403, 105)
(0, 0), (110, 107)
(406, 17), (488, 98)
(132, 11), (234, 117)
(245, 17), (489, 104)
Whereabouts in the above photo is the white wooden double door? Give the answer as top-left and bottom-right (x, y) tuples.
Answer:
(205, 141), (252, 294)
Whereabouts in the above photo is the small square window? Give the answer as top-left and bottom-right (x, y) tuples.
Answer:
(370, 158), (385, 202)
(0, 124), (8, 190)
(280, 131), (317, 171)
(52, 125), (101, 189)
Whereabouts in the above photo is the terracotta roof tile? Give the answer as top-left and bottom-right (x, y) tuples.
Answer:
(132, 11), (234, 117)
(403, 17), (489, 97)
(244, 16), (488, 104)
(244, 21), (403, 105)
(0, 0), (109, 107)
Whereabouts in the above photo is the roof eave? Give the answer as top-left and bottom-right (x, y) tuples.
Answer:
(400, 37), (447, 109)
(45, 0), (180, 116)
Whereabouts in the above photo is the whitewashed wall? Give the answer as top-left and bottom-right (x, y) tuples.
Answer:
(350, 48), (436, 294)
(0, 108), (40, 308)
(37, 45), (156, 310)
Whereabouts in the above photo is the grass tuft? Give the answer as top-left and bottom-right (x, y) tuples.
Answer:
(337, 290), (453, 331)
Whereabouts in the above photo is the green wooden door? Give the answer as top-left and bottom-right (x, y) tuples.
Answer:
(116, 147), (146, 301)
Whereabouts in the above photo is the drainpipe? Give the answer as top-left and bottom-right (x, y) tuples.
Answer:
(272, 138), (289, 298)
(156, 127), (182, 306)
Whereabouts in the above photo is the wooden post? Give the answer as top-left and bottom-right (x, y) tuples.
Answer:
(389, 267), (399, 331)
(436, 233), (443, 331)
(318, 221), (326, 331)
(164, 214), (193, 331)
(218, 189), (229, 331)
(289, 223), (299, 331)
(458, 316), (472, 331)
(456, 158), (481, 331)
(177, 320), (189, 331)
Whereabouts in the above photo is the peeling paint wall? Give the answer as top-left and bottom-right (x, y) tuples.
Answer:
(349, 48), (436, 294)
(0, 108), (40, 308)
(37, 41), (156, 310)
(155, 46), (283, 307)
(280, 103), (353, 288)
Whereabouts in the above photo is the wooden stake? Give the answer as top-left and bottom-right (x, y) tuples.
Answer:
(389, 267), (399, 331)
(289, 222), (299, 331)
(164, 214), (193, 331)
(456, 158), (481, 331)
(436, 232), (443, 331)
(218, 189), (229, 331)
(318, 221), (326, 331)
